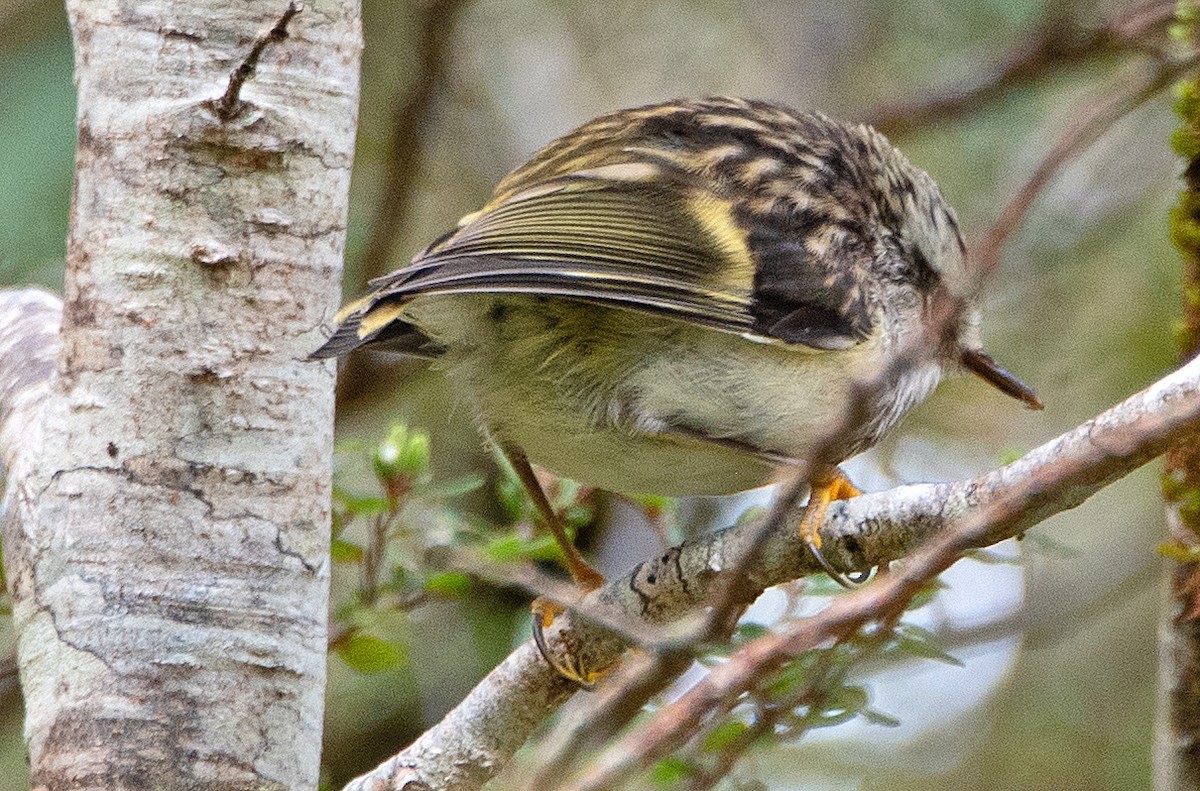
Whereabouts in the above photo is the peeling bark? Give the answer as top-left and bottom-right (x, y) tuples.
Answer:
(1, 2), (362, 788)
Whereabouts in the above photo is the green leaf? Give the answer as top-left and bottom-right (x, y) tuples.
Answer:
(735, 622), (770, 643)
(997, 446), (1025, 466)
(889, 625), (963, 667)
(649, 757), (696, 786)
(496, 473), (530, 521)
(333, 487), (391, 519)
(1018, 531), (1080, 558)
(807, 685), (868, 728)
(962, 548), (1016, 565)
(485, 533), (561, 564)
(701, 720), (748, 752)
(903, 578), (948, 611)
(330, 539), (364, 563)
(860, 707), (901, 728)
(425, 571), (472, 598)
(804, 574), (856, 597)
(733, 505), (769, 526)
(336, 633), (405, 674)
(562, 502), (595, 528)
(1160, 542), (1200, 562)
(763, 653), (817, 699)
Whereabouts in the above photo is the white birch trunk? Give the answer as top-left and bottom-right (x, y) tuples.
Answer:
(1, 2), (361, 788)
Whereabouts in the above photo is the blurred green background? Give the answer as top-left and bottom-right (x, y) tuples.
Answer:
(0, 0), (1184, 789)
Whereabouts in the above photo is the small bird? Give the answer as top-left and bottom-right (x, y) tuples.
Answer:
(314, 97), (1040, 683)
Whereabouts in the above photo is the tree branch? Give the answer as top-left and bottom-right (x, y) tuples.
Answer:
(207, 1), (304, 121)
(973, 51), (1200, 277)
(336, 0), (470, 409)
(1155, 33), (1200, 791)
(867, 0), (1176, 137)
(342, 346), (1200, 791)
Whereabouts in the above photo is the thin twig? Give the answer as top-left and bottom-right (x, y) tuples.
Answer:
(973, 53), (1200, 276)
(208, 2), (303, 122)
(868, 0), (1176, 137)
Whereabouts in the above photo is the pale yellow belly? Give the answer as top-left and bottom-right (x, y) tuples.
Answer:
(488, 405), (779, 496)
(406, 293), (941, 496)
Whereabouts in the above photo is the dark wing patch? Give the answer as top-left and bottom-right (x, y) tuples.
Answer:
(310, 316), (367, 358)
(763, 303), (861, 350)
(746, 207), (874, 349)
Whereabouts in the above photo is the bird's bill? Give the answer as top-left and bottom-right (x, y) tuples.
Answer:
(960, 348), (1043, 410)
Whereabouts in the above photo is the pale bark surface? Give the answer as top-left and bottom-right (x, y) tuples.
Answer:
(0, 1), (361, 788)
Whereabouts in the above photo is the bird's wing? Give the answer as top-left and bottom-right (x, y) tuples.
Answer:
(312, 160), (877, 358)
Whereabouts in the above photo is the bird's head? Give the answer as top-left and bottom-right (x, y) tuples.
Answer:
(868, 129), (1042, 411)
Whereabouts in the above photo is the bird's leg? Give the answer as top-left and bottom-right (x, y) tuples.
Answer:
(500, 444), (605, 686)
(798, 465), (872, 588)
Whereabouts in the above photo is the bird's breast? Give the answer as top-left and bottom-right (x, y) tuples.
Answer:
(408, 293), (942, 496)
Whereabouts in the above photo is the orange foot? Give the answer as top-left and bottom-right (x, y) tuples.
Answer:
(798, 465), (872, 588)
(532, 586), (607, 688)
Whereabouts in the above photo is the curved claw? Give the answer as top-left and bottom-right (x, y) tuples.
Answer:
(806, 538), (874, 589)
(531, 601), (595, 690)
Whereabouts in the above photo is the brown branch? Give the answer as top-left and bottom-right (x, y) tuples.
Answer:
(207, 2), (303, 122)
(972, 52), (1200, 278)
(354, 0), (468, 286)
(342, 348), (1200, 791)
(867, 0), (1176, 137)
(335, 0), (469, 408)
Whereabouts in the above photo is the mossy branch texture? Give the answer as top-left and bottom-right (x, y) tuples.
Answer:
(1156, 14), (1200, 787)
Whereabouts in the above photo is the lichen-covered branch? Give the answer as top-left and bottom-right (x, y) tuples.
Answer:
(343, 347), (1200, 791)
(1156, 34), (1200, 791)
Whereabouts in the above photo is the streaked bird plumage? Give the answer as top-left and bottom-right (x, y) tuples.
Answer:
(314, 97), (1025, 496)
(315, 96), (1040, 680)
